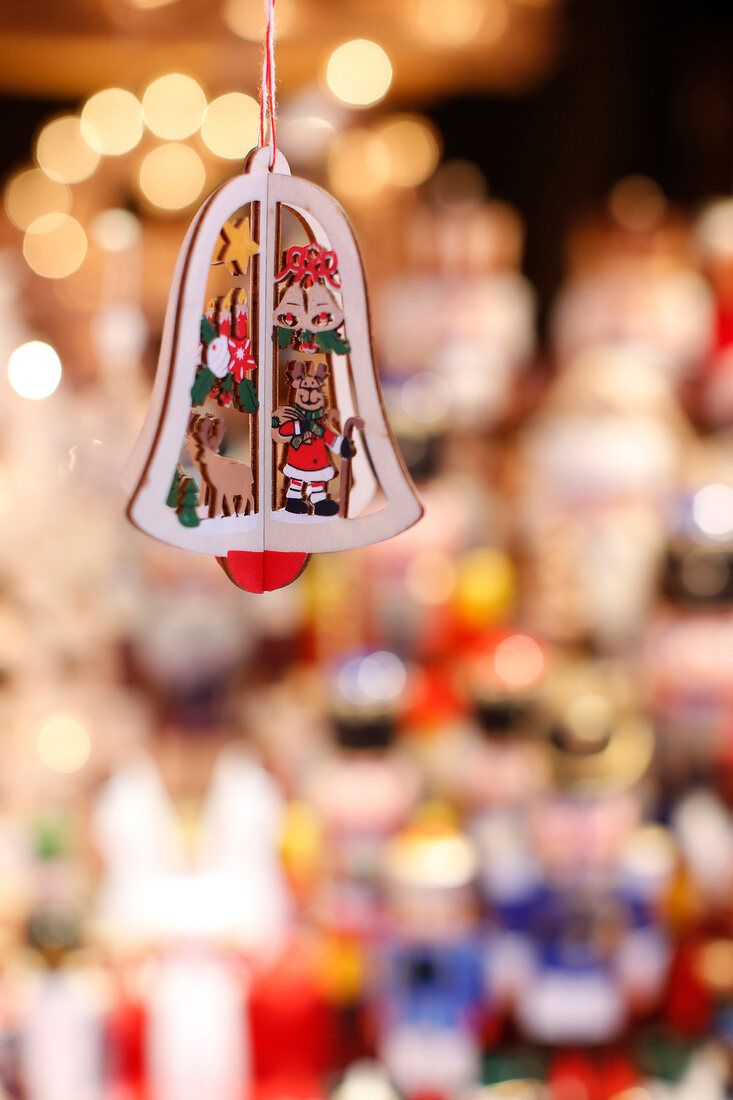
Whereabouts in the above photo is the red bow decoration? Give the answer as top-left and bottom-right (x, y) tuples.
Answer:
(276, 244), (340, 288)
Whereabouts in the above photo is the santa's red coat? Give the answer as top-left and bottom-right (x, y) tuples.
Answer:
(279, 419), (341, 480)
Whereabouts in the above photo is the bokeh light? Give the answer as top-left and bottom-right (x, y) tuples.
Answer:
(336, 651), (407, 708)
(37, 714), (91, 774)
(404, 551), (456, 606)
(564, 691), (613, 744)
(478, 0), (510, 43)
(415, 0), (486, 46)
(201, 93), (260, 158)
(142, 74), (207, 139)
(332, 1062), (401, 1100)
(609, 175), (666, 233)
(23, 212), (88, 278)
(326, 40), (393, 107)
(8, 341), (62, 400)
(697, 938), (733, 992)
(138, 143), (206, 210)
(416, 0), (508, 46)
(454, 548), (516, 626)
(386, 825), (478, 888)
(693, 482), (733, 539)
(3, 167), (72, 231)
(89, 208), (142, 252)
(328, 129), (390, 202)
(376, 114), (441, 188)
(35, 116), (100, 183)
(493, 633), (545, 688)
(279, 114), (335, 165)
(81, 88), (144, 156)
(696, 198), (733, 259)
(222, 0), (295, 39)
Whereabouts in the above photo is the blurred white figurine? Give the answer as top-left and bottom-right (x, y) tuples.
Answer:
(93, 736), (291, 1100)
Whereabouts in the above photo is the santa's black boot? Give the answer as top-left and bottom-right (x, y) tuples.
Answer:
(285, 498), (308, 514)
(313, 498), (339, 516)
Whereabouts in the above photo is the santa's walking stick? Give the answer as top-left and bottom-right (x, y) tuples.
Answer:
(338, 417), (365, 518)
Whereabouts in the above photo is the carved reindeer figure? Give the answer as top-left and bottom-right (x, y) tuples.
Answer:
(185, 412), (254, 518)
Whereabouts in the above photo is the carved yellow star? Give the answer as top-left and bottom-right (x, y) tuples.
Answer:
(213, 217), (260, 276)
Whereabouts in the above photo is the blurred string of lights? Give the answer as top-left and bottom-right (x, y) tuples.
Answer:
(3, 45), (438, 246)
(0, 21), (450, 401)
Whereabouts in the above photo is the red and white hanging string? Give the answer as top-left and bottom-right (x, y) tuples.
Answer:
(258, 0), (277, 166)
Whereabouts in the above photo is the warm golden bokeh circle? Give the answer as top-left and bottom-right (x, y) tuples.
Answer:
(4, 168), (72, 231)
(23, 212), (88, 278)
(81, 88), (144, 156)
(138, 143), (206, 209)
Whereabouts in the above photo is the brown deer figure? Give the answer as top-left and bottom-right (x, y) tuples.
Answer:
(185, 412), (254, 518)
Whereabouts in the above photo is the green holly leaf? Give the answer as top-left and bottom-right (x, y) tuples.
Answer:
(239, 377), (259, 413)
(201, 317), (218, 345)
(221, 372), (234, 394)
(277, 326), (293, 348)
(191, 366), (216, 405)
(316, 330), (351, 355)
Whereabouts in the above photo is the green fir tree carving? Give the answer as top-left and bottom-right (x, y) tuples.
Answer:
(176, 476), (200, 527)
(167, 468), (181, 508)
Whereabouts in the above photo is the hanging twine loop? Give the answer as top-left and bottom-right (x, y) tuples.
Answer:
(258, 0), (277, 168)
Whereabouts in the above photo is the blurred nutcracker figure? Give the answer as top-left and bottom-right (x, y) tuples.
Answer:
(642, 442), (733, 925)
(517, 344), (691, 650)
(552, 178), (712, 388)
(302, 653), (421, 900)
(643, 441), (733, 794)
(476, 657), (673, 1046)
(374, 822), (486, 1100)
(375, 184), (536, 437)
(300, 652), (421, 1063)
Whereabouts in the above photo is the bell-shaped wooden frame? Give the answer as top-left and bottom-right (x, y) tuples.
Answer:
(125, 147), (422, 557)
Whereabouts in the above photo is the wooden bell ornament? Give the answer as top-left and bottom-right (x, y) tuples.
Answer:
(124, 147), (423, 592)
